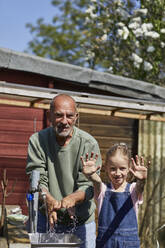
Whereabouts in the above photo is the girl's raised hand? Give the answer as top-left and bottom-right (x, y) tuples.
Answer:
(80, 152), (100, 176)
(130, 155), (149, 180)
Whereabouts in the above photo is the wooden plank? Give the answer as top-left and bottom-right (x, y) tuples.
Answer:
(1, 192), (27, 206)
(80, 124), (134, 137)
(0, 179), (29, 193)
(0, 131), (31, 144)
(8, 182), (29, 194)
(0, 105), (44, 120)
(1, 81), (165, 113)
(0, 98), (31, 107)
(0, 119), (43, 132)
(79, 113), (135, 126)
(76, 96), (165, 113)
(0, 168), (28, 179)
(1, 99), (165, 121)
(0, 143), (28, 157)
(78, 108), (165, 122)
(0, 157), (26, 168)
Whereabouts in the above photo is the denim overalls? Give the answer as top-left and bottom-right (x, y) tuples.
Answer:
(96, 183), (140, 248)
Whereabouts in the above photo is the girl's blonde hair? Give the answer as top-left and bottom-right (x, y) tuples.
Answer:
(105, 143), (131, 164)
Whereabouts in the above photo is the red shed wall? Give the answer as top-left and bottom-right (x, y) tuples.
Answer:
(0, 105), (45, 214)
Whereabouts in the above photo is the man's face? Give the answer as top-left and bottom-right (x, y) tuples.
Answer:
(50, 97), (78, 138)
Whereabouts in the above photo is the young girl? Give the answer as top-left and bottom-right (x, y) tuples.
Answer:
(81, 143), (148, 248)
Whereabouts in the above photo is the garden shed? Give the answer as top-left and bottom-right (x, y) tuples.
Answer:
(0, 47), (165, 246)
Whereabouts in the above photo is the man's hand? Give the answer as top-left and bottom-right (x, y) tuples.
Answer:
(61, 191), (85, 218)
(61, 195), (76, 209)
(41, 188), (61, 228)
(47, 197), (61, 228)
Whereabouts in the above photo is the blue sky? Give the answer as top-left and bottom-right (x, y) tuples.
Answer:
(0, 0), (56, 52)
(0, 1), (140, 53)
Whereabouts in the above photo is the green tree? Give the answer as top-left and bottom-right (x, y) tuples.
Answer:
(26, 0), (165, 85)
(26, 0), (89, 66)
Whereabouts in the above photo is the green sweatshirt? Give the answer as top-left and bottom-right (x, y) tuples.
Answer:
(26, 126), (102, 224)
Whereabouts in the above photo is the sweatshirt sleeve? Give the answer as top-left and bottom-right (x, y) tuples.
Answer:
(26, 133), (49, 190)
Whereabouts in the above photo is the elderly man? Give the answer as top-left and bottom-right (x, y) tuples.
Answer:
(26, 94), (102, 248)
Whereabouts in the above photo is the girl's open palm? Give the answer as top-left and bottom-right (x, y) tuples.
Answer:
(80, 152), (100, 176)
(130, 155), (149, 180)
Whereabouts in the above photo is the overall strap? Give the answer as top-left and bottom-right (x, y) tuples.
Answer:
(125, 183), (131, 192)
(107, 183), (112, 189)
(107, 183), (131, 192)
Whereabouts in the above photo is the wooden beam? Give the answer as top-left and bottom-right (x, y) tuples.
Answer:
(0, 96), (165, 122)
(0, 99), (30, 107)
(30, 98), (46, 107)
(1, 81), (165, 114)
(0, 99), (50, 109)
(78, 108), (165, 122)
(0, 98), (165, 122)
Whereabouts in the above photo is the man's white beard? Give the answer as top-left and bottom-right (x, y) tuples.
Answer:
(55, 126), (72, 137)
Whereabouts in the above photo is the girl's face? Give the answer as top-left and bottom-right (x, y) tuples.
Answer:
(106, 152), (129, 189)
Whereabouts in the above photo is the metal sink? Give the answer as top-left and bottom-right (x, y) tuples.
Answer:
(29, 232), (83, 248)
